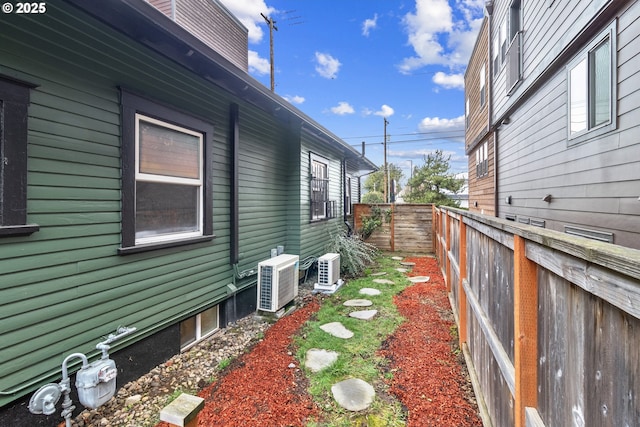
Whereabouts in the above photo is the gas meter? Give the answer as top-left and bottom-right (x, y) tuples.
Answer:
(28, 326), (136, 427)
(75, 357), (118, 409)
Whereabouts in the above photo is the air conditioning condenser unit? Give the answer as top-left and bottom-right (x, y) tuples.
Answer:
(314, 253), (341, 292)
(257, 254), (299, 312)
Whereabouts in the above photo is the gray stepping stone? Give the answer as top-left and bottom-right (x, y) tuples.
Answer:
(359, 288), (381, 296)
(320, 322), (354, 339)
(391, 256), (403, 261)
(305, 349), (339, 372)
(343, 299), (373, 307)
(349, 310), (378, 320)
(370, 272), (387, 276)
(409, 276), (430, 283)
(373, 278), (395, 285)
(331, 378), (376, 411)
(396, 267), (409, 273)
(400, 261), (415, 266)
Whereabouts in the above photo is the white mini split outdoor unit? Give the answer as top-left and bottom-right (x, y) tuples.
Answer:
(314, 253), (341, 292)
(257, 254), (300, 312)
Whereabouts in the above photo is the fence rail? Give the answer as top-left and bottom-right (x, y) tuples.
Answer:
(433, 206), (640, 427)
(353, 203), (433, 253)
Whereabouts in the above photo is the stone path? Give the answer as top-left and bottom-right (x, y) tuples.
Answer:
(307, 257), (412, 412)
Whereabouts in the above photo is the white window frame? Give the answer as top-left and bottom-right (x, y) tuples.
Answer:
(135, 114), (204, 245)
(476, 142), (488, 178)
(500, 20), (508, 63)
(493, 33), (500, 76)
(480, 64), (486, 107)
(465, 97), (470, 128)
(180, 305), (220, 351)
(567, 21), (617, 145)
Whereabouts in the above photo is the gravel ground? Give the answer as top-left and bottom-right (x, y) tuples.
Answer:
(68, 277), (318, 427)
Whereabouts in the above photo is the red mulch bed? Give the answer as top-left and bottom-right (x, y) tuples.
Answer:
(378, 256), (482, 426)
(156, 256), (481, 427)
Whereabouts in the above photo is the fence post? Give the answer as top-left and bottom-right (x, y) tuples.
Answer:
(513, 235), (538, 427)
(390, 203), (395, 252)
(458, 219), (467, 345)
(445, 211), (451, 292)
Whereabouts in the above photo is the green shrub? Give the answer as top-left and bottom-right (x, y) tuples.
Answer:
(325, 224), (379, 276)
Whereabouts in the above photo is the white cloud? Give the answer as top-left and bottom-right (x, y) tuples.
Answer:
(330, 102), (355, 115)
(398, 0), (484, 74)
(362, 13), (378, 37)
(248, 50), (270, 75)
(432, 71), (464, 89)
(389, 148), (459, 158)
(374, 104), (395, 117)
(315, 52), (341, 79)
(218, 0), (275, 44)
(418, 115), (465, 132)
(363, 104), (395, 117)
(284, 95), (305, 104)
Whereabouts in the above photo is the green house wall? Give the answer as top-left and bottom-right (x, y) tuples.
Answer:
(0, 2), (316, 407)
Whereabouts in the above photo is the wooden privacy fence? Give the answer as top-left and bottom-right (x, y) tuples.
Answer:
(352, 203), (433, 253)
(434, 206), (640, 427)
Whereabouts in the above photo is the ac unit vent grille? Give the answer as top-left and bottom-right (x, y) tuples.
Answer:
(317, 253), (340, 288)
(258, 265), (274, 311)
(256, 254), (299, 312)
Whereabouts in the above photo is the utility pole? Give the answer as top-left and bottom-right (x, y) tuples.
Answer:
(261, 13), (277, 91)
(383, 117), (389, 203)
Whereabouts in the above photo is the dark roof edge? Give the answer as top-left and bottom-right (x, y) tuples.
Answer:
(64, 0), (376, 171)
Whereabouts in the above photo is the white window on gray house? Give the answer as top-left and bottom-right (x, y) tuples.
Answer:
(480, 64), (486, 107)
(568, 22), (616, 140)
(509, 0), (521, 40)
(493, 34), (500, 75)
(135, 114), (204, 244)
(500, 20), (508, 63)
(310, 154), (334, 221)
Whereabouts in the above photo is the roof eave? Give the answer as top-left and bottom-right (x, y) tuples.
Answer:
(64, 0), (376, 171)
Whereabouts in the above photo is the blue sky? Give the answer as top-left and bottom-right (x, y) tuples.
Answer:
(219, 0), (485, 185)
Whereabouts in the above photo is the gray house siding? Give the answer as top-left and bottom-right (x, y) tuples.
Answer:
(494, 0), (640, 248)
(492, 0), (612, 121)
(0, 1), (375, 416)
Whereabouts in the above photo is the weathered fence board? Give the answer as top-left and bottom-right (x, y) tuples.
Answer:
(434, 206), (640, 427)
(353, 203), (433, 253)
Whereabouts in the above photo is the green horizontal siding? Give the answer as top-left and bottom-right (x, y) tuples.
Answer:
(0, 1), (299, 407)
(299, 135), (345, 259)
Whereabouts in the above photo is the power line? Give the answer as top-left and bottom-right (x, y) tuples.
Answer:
(341, 129), (464, 140)
(351, 134), (465, 147)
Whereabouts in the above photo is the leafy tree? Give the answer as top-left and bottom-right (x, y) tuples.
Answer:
(361, 191), (384, 204)
(404, 150), (464, 207)
(363, 164), (404, 194)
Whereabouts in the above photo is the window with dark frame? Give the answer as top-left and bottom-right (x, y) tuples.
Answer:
(119, 90), (213, 253)
(0, 76), (39, 237)
(345, 176), (352, 215)
(310, 153), (334, 221)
